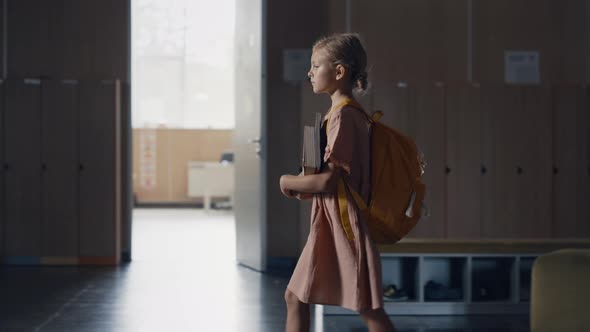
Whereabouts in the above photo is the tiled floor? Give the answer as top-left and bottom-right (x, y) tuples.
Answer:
(0, 208), (529, 331)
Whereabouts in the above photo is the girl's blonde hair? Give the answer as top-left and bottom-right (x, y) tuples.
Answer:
(313, 33), (368, 92)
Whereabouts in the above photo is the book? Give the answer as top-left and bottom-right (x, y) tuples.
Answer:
(301, 113), (323, 175)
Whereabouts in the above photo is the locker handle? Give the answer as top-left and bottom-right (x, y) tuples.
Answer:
(445, 166), (451, 175)
(481, 166), (487, 175)
(517, 167), (523, 175)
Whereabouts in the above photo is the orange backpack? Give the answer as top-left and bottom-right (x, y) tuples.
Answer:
(328, 99), (427, 245)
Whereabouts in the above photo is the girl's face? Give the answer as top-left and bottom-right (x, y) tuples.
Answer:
(308, 49), (338, 94)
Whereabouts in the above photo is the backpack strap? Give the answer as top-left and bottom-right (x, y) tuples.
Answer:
(327, 99), (371, 241)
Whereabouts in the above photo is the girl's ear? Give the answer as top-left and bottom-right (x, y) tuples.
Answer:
(335, 64), (346, 81)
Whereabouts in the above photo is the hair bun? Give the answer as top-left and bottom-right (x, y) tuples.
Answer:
(355, 71), (368, 91)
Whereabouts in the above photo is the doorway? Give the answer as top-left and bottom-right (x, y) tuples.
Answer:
(130, 0), (236, 262)
(129, 0), (267, 270)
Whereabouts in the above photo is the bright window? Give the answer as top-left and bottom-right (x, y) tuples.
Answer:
(131, 0), (235, 129)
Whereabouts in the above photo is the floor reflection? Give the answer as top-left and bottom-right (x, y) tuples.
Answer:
(0, 208), (529, 331)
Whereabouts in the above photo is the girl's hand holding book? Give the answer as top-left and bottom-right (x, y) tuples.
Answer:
(280, 176), (297, 198)
(280, 175), (314, 200)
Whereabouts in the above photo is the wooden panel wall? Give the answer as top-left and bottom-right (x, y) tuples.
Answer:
(8, 0), (129, 80)
(41, 80), (79, 257)
(47, 0), (93, 78)
(351, 0), (468, 83)
(473, 0), (587, 84)
(132, 129), (233, 203)
(6, 0), (50, 77)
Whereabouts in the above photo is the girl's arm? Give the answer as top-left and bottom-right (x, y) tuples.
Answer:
(280, 162), (341, 196)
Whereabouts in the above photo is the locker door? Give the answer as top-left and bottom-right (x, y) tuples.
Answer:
(0, 81), (4, 257)
(446, 84), (482, 238)
(552, 85), (590, 237)
(516, 87), (552, 237)
(481, 85), (521, 238)
(410, 83), (446, 238)
(79, 81), (121, 263)
(41, 80), (79, 257)
(4, 79), (42, 256)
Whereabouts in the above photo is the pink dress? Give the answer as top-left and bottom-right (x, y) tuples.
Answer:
(287, 105), (384, 312)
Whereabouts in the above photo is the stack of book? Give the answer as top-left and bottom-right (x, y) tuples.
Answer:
(301, 112), (322, 175)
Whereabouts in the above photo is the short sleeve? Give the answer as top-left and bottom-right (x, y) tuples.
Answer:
(324, 107), (355, 175)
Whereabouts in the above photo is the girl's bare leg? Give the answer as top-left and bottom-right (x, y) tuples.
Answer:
(284, 289), (310, 332)
(359, 307), (397, 332)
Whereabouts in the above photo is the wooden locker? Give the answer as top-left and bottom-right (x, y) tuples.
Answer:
(446, 84), (482, 238)
(41, 80), (79, 257)
(4, 79), (42, 256)
(408, 83), (446, 238)
(0, 81), (4, 257)
(480, 85), (522, 238)
(79, 80), (121, 263)
(6, 0), (50, 77)
(515, 87), (552, 237)
(552, 85), (590, 237)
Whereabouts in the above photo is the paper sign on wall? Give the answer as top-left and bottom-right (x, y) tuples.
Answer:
(283, 48), (312, 83)
(504, 51), (540, 84)
(139, 129), (157, 190)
